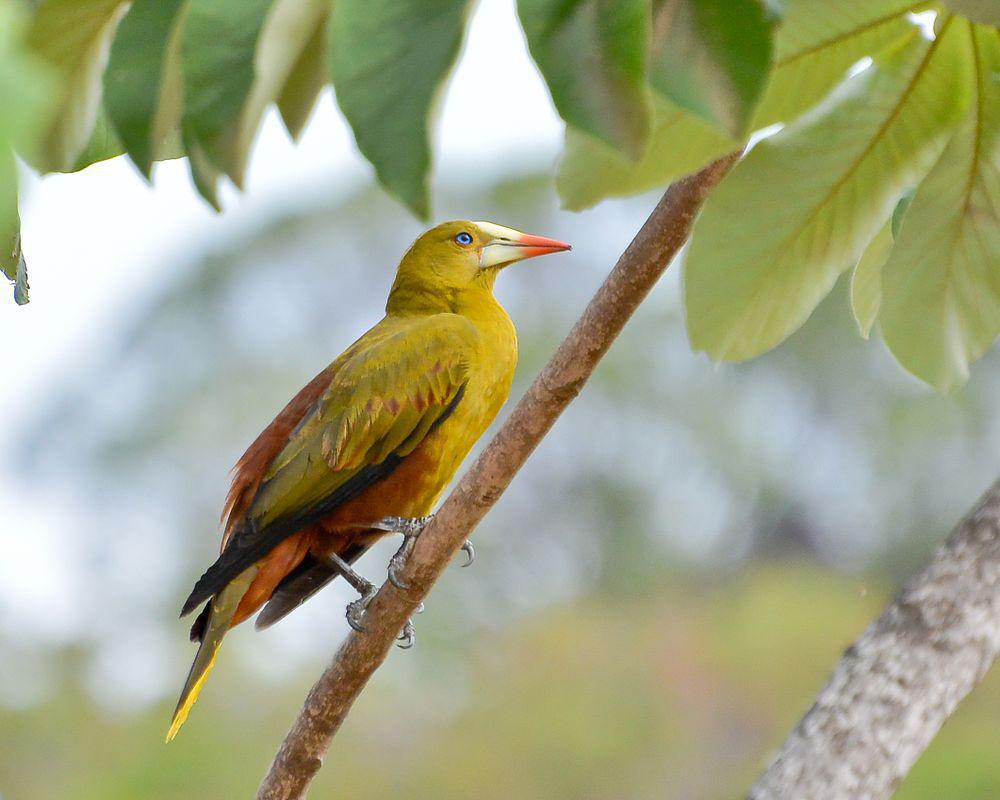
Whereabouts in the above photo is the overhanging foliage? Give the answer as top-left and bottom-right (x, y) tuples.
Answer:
(0, 0), (996, 390)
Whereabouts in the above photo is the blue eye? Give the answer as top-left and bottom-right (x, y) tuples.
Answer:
(455, 232), (473, 246)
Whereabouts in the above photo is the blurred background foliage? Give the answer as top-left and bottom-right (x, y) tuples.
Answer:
(3, 171), (1000, 797)
(1, 0), (999, 795)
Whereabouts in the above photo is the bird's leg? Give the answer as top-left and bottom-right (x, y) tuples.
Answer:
(325, 553), (377, 633)
(326, 552), (417, 648)
(369, 515), (431, 591)
(367, 515), (475, 590)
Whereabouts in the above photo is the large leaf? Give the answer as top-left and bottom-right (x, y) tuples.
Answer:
(880, 24), (1000, 390)
(25, 0), (126, 172)
(845, 192), (915, 325)
(3, 212), (28, 305)
(753, 0), (925, 128)
(185, 135), (223, 212)
(684, 21), (973, 362)
(330, 0), (473, 219)
(942, 0), (1000, 26)
(104, 0), (185, 177)
(180, 0), (273, 189)
(648, 0), (774, 139)
(850, 219), (892, 338)
(556, 97), (736, 210)
(223, 0), (330, 187)
(276, 5), (329, 140)
(1, 0), (54, 304)
(0, 0), (53, 185)
(518, 0), (650, 159)
(68, 104), (126, 172)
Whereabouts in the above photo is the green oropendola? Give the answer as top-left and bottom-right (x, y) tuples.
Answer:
(167, 220), (570, 740)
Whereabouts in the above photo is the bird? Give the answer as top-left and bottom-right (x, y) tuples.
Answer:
(166, 220), (571, 741)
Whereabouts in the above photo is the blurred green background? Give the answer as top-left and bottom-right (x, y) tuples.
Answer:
(3, 167), (1000, 799)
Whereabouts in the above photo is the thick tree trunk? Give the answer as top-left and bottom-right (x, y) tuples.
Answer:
(749, 479), (1000, 799)
(255, 152), (742, 800)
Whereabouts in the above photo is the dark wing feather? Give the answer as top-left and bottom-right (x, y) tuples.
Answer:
(179, 385), (465, 617)
(254, 541), (372, 630)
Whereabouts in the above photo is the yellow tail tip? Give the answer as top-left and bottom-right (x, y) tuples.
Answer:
(164, 647), (219, 744)
(165, 714), (186, 744)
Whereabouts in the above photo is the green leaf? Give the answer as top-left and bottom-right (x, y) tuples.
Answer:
(0, 1), (53, 161)
(556, 96), (736, 210)
(4, 217), (28, 305)
(1, 158), (28, 305)
(648, 0), (775, 139)
(25, 0), (126, 171)
(66, 104), (125, 172)
(942, 0), (1000, 26)
(880, 23), (1000, 390)
(753, 0), (924, 128)
(181, 0), (273, 182)
(518, 0), (650, 158)
(225, 0), (330, 185)
(183, 0), (331, 190)
(150, 0), (188, 171)
(1, 158), (18, 285)
(685, 21), (973, 362)
(330, 0), (473, 219)
(0, 154), (15, 284)
(104, 0), (185, 177)
(1, 0), (54, 305)
(890, 190), (914, 237)
(850, 219), (892, 338)
(185, 135), (223, 212)
(276, 5), (329, 140)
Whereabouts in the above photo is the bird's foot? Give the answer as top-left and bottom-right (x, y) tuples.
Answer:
(325, 552), (377, 632)
(460, 539), (475, 567)
(369, 514), (434, 537)
(387, 534), (417, 590)
(372, 515), (475, 589)
(375, 516), (431, 590)
(345, 586), (377, 633)
(326, 551), (418, 647)
(397, 619), (416, 649)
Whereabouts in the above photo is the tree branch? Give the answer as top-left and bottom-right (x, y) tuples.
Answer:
(255, 152), (741, 800)
(749, 479), (1000, 800)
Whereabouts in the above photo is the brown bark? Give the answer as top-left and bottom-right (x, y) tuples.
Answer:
(749, 479), (1000, 800)
(255, 152), (741, 800)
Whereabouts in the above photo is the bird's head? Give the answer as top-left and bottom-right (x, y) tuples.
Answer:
(388, 220), (571, 312)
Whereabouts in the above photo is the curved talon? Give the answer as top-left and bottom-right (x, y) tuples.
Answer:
(415, 602), (425, 614)
(346, 588), (377, 633)
(388, 533), (417, 591)
(346, 603), (366, 633)
(388, 561), (411, 591)
(396, 620), (416, 649)
(460, 540), (475, 567)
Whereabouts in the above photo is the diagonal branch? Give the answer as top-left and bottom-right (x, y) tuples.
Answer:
(256, 151), (742, 800)
(749, 479), (1000, 800)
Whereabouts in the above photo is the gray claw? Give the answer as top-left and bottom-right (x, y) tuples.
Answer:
(396, 619), (416, 649)
(387, 530), (418, 591)
(460, 540), (475, 567)
(345, 587), (377, 633)
(388, 555), (411, 590)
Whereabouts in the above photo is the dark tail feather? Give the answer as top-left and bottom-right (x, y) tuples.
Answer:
(167, 568), (256, 742)
(180, 458), (404, 618)
(189, 601), (212, 643)
(255, 543), (371, 630)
